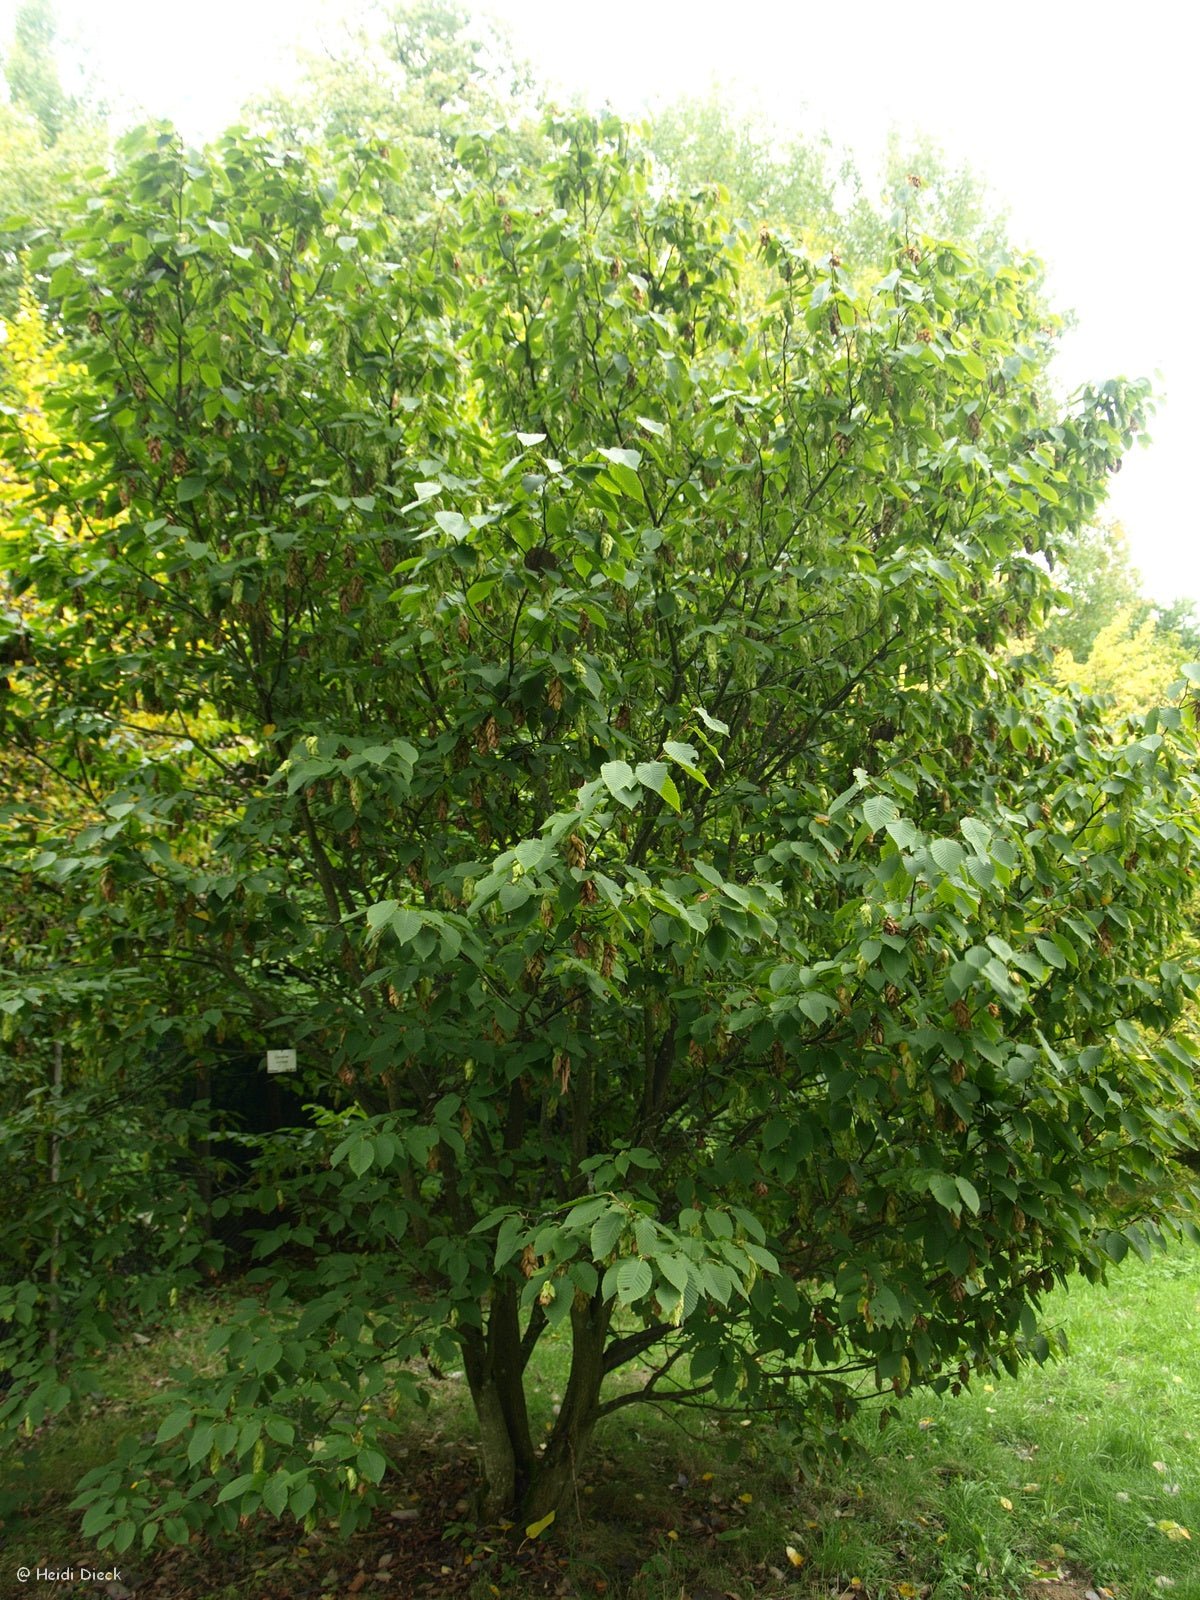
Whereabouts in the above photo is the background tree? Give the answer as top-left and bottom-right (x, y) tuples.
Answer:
(645, 90), (843, 245)
(1045, 518), (1200, 717)
(1054, 609), (1184, 719)
(0, 1), (108, 318)
(5, 113), (1199, 1551)
(0, 283), (222, 1433)
(251, 1), (544, 240)
(645, 91), (1010, 270)
(3, 0), (72, 142)
(1045, 519), (1149, 661)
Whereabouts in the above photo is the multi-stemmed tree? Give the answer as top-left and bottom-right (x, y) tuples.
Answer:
(3, 113), (1198, 1546)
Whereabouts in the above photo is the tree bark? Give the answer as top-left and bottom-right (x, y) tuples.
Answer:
(462, 1284), (537, 1518)
(462, 1322), (514, 1519)
(519, 1291), (610, 1523)
(489, 1282), (536, 1488)
(465, 1288), (612, 1524)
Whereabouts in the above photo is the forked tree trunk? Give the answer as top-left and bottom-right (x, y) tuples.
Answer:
(462, 1281), (536, 1518)
(466, 1289), (610, 1523)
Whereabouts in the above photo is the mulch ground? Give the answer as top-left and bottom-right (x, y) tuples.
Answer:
(6, 1452), (578, 1600)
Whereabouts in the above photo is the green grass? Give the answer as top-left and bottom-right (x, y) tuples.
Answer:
(2, 1248), (1197, 1600)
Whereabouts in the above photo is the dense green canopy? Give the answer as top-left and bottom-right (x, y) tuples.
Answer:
(2, 109), (1199, 1544)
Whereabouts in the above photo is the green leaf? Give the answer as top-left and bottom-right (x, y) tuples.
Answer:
(955, 1176), (982, 1215)
(693, 705), (730, 735)
(600, 759), (639, 807)
(186, 1424), (214, 1467)
(658, 1253), (690, 1293)
(216, 1473), (258, 1504)
(886, 817), (921, 850)
(495, 1214), (524, 1268)
(155, 1407), (192, 1444)
(262, 1474), (290, 1517)
(795, 992), (835, 1024)
(82, 1505), (116, 1537)
(960, 816), (992, 855)
(662, 740), (709, 787)
(601, 460), (644, 500)
(930, 838), (966, 873)
(391, 908), (423, 945)
(1035, 937), (1067, 970)
(928, 1174), (960, 1213)
(635, 762), (681, 812)
(616, 1257), (653, 1305)
(366, 899), (398, 934)
(590, 1210), (624, 1261)
(762, 1115), (789, 1148)
(290, 1480), (317, 1519)
(433, 510), (469, 541)
(863, 795), (899, 831)
(597, 446), (641, 471)
(251, 1339), (284, 1374)
(744, 1242), (779, 1272)
(348, 1139), (374, 1178)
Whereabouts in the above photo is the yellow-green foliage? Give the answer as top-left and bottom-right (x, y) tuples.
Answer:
(1, 281), (78, 488)
(1054, 608), (1183, 719)
(2, 284), (52, 403)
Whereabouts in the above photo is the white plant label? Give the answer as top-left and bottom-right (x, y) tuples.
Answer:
(265, 1049), (297, 1074)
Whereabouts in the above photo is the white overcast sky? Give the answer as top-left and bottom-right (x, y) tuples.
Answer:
(8, 0), (1198, 603)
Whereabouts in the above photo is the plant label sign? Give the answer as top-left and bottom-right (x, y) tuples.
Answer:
(266, 1049), (297, 1074)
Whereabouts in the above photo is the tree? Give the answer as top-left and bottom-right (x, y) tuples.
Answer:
(1054, 609), (1185, 720)
(250, 1), (544, 243)
(0, 285), (224, 1449)
(646, 93), (1010, 271)
(6, 114), (1200, 1548)
(646, 89), (843, 246)
(1045, 519), (1149, 662)
(0, 2), (108, 319)
(1044, 519), (1200, 717)
(3, 0), (71, 143)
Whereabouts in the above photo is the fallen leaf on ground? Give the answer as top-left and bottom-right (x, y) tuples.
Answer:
(1156, 1520), (1190, 1542)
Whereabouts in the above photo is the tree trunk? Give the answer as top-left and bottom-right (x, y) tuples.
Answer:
(48, 1039), (62, 1361)
(471, 1374), (519, 1520)
(194, 1057), (213, 1235)
(466, 1288), (611, 1525)
(463, 1283), (538, 1518)
(522, 1292), (609, 1521)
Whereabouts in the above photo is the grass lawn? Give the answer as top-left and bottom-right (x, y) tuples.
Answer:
(1, 1245), (1196, 1600)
